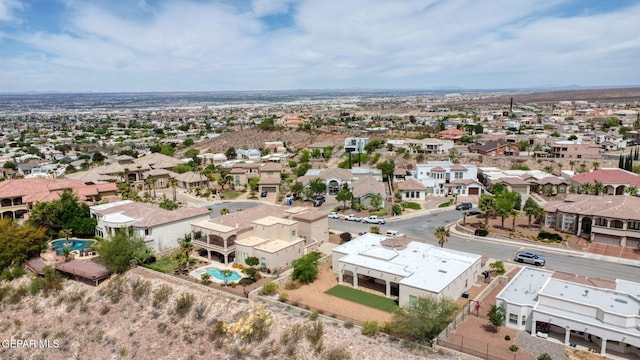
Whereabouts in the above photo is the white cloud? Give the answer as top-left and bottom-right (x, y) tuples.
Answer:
(0, 0), (22, 22)
(1, 0), (639, 91)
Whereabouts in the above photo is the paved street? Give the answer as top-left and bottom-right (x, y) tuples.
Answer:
(329, 209), (640, 283)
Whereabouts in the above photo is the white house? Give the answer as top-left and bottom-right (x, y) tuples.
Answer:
(90, 200), (210, 252)
(332, 233), (482, 307)
(414, 161), (482, 196)
(344, 137), (370, 153)
(497, 267), (640, 357)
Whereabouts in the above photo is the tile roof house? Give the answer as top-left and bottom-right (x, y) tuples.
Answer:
(351, 175), (387, 209)
(571, 168), (640, 195)
(414, 161), (481, 196)
(0, 178), (118, 220)
(90, 200), (210, 252)
(544, 194), (640, 248)
(191, 205), (328, 269)
(396, 179), (427, 201)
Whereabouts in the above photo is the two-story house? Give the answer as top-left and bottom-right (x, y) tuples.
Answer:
(413, 161), (482, 196)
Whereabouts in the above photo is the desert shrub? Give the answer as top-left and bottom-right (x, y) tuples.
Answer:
(262, 282), (278, 296)
(361, 320), (380, 337)
(99, 304), (110, 315)
(339, 232), (352, 242)
(201, 273), (212, 285)
(323, 346), (352, 360)
(152, 284), (173, 308)
(292, 251), (322, 284)
(343, 321), (354, 329)
(504, 335), (511, 341)
(238, 278), (255, 286)
(538, 231), (563, 242)
(0, 285), (12, 302)
(538, 353), (552, 360)
(474, 228), (489, 237)
(8, 285), (27, 304)
(285, 280), (301, 290)
(280, 323), (305, 357)
(1, 266), (26, 281)
(305, 321), (324, 354)
(156, 322), (167, 334)
(130, 278), (151, 301)
(100, 275), (128, 304)
(509, 344), (519, 352)
(64, 290), (86, 312)
(278, 292), (289, 302)
(30, 265), (64, 297)
(174, 293), (195, 318)
(489, 260), (506, 275)
(208, 320), (226, 341)
(310, 311), (319, 321)
(225, 305), (273, 344)
(193, 302), (207, 321)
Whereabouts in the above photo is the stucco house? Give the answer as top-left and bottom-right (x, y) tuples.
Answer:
(414, 161), (482, 196)
(90, 200), (210, 252)
(497, 267), (640, 357)
(332, 233), (482, 307)
(190, 205), (328, 269)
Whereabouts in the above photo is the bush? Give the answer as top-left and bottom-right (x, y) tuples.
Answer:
(174, 293), (195, 318)
(152, 284), (173, 308)
(130, 278), (151, 301)
(438, 201), (452, 208)
(339, 232), (352, 242)
(403, 202), (421, 210)
(474, 228), (489, 237)
(343, 321), (354, 329)
(278, 292), (289, 302)
(1, 266), (26, 281)
(509, 344), (519, 352)
(262, 282), (278, 296)
(370, 209), (388, 216)
(310, 311), (319, 321)
(100, 276), (127, 304)
(361, 320), (380, 337)
(538, 231), (563, 242)
(504, 335), (511, 341)
(30, 265), (65, 297)
(538, 353), (552, 360)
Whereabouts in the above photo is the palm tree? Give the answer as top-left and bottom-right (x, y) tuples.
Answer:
(524, 205), (538, 228)
(569, 161), (576, 172)
(462, 211), (468, 225)
(170, 178), (178, 202)
(627, 186), (638, 196)
(435, 226), (450, 248)
(150, 178), (157, 199)
(179, 238), (194, 274)
(594, 181), (604, 196)
(220, 269), (233, 287)
(220, 207), (230, 216)
(592, 162), (600, 171)
(579, 162), (587, 173)
(510, 209), (519, 232)
(536, 208), (547, 229)
(59, 228), (73, 244)
(580, 182), (594, 195)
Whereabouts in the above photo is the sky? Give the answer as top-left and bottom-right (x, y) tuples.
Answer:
(0, 0), (639, 93)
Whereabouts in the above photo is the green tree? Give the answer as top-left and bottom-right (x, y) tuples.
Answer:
(220, 269), (233, 286)
(225, 147), (237, 160)
(523, 197), (540, 228)
(435, 226), (449, 248)
(376, 160), (396, 193)
(335, 183), (353, 210)
(94, 229), (153, 274)
(369, 193), (382, 210)
(28, 188), (97, 237)
(0, 219), (48, 271)
(488, 304), (506, 330)
(387, 296), (458, 344)
(245, 256), (259, 267)
(308, 178), (326, 195)
(292, 251), (322, 284)
(478, 194), (496, 228)
(538, 353), (553, 360)
(289, 181), (304, 198)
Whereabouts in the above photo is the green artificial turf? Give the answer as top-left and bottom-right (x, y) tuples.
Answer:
(325, 285), (398, 312)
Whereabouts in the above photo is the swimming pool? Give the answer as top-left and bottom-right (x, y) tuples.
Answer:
(50, 239), (95, 255)
(193, 267), (242, 281)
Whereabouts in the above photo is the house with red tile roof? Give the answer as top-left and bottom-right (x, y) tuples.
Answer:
(570, 168), (640, 195)
(90, 200), (210, 252)
(396, 179), (427, 201)
(544, 194), (640, 248)
(437, 128), (465, 140)
(0, 178), (117, 220)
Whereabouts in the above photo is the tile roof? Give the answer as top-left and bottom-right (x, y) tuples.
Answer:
(544, 194), (640, 220)
(0, 178), (117, 202)
(571, 168), (640, 186)
(92, 201), (210, 228)
(396, 179), (427, 191)
(352, 175), (386, 197)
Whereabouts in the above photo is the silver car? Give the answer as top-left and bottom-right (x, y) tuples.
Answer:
(514, 251), (545, 266)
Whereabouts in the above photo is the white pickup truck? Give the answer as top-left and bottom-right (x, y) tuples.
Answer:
(362, 215), (386, 224)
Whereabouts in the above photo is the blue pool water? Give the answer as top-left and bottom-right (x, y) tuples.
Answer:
(50, 239), (95, 255)
(195, 267), (242, 281)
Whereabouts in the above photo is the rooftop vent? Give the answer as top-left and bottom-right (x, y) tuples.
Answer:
(438, 270), (447, 274)
(583, 290), (589, 297)
(615, 298), (628, 304)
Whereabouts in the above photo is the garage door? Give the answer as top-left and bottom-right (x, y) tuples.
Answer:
(626, 237), (640, 249)
(468, 187), (479, 195)
(262, 186), (277, 193)
(593, 233), (620, 246)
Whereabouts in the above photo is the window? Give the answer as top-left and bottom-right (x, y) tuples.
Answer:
(629, 221), (640, 230)
(562, 215), (575, 231)
(611, 220), (624, 229)
(521, 315), (526, 325)
(454, 171), (463, 179)
(291, 230), (296, 237)
(409, 295), (417, 305)
(509, 313), (518, 324)
(144, 228), (150, 236)
(596, 218), (608, 227)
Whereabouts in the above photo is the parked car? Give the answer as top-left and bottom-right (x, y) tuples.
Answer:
(312, 195), (325, 207)
(467, 209), (485, 216)
(456, 202), (472, 210)
(260, 190), (268, 197)
(362, 215), (386, 224)
(385, 230), (403, 238)
(513, 251), (546, 266)
(344, 214), (361, 222)
(328, 212), (341, 219)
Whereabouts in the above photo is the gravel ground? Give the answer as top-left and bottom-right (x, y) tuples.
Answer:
(516, 332), (569, 360)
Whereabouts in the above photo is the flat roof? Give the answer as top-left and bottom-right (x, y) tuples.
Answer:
(252, 216), (297, 227)
(333, 233), (481, 293)
(256, 238), (303, 253)
(235, 235), (269, 247)
(496, 267), (554, 306)
(192, 220), (236, 233)
(542, 278), (640, 316)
